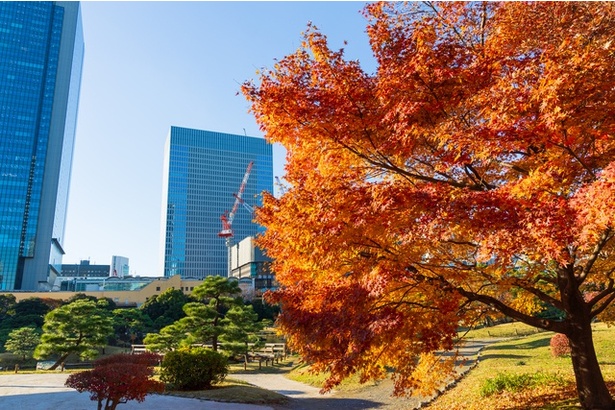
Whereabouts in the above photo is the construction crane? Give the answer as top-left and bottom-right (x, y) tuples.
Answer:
(275, 176), (288, 196)
(218, 161), (254, 276)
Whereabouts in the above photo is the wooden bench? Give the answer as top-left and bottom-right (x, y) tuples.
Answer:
(130, 344), (148, 354)
(243, 343), (287, 369)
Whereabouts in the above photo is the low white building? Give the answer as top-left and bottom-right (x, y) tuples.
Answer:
(230, 236), (276, 298)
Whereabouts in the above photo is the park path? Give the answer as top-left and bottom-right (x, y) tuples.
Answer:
(0, 339), (492, 410)
(0, 373), (272, 410)
(233, 338), (492, 410)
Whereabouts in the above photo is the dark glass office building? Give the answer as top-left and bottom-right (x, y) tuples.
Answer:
(0, 2), (83, 290)
(161, 127), (273, 279)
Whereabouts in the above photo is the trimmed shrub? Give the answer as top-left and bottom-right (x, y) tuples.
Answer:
(480, 371), (566, 397)
(480, 373), (533, 397)
(160, 347), (228, 390)
(550, 333), (571, 357)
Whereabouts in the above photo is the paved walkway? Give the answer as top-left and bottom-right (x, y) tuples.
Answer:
(0, 373), (272, 410)
(0, 339), (491, 410)
(236, 339), (492, 410)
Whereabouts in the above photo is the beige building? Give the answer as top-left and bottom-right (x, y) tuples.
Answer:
(1, 275), (204, 307)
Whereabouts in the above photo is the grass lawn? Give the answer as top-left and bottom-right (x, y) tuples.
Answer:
(460, 321), (545, 339)
(428, 322), (615, 410)
(162, 357), (297, 405)
(161, 381), (289, 405)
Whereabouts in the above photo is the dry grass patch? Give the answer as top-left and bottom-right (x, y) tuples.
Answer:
(163, 380), (289, 405)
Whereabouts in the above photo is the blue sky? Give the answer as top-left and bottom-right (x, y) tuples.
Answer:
(64, 1), (376, 276)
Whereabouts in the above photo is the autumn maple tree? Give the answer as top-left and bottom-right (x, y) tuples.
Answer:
(65, 352), (164, 410)
(242, 2), (615, 409)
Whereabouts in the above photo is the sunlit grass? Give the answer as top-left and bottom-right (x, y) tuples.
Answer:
(461, 321), (545, 339)
(429, 322), (615, 410)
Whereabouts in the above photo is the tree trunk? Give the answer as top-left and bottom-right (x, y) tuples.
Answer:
(567, 317), (614, 410)
(48, 352), (70, 371)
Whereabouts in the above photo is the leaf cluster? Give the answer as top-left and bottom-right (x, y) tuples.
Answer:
(243, 0), (615, 396)
(65, 352), (164, 410)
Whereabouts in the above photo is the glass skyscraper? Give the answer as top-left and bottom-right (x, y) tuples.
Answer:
(0, 2), (83, 290)
(161, 126), (273, 279)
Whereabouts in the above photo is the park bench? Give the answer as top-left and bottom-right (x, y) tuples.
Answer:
(130, 344), (148, 354)
(244, 343), (287, 369)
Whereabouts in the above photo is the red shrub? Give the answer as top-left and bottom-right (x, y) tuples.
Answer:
(550, 333), (571, 357)
(66, 353), (164, 410)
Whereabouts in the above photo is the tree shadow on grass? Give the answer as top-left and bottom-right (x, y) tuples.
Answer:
(486, 335), (552, 351)
(479, 353), (530, 361)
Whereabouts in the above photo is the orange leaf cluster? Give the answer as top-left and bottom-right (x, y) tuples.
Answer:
(243, 1), (615, 399)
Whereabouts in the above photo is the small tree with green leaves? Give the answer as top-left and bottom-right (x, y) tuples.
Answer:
(186, 276), (243, 351)
(144, 277), (263, 354)
(34, 299), (114, 370)
(0, 294), (16, 320)
(5, 327), (40, 361)
(112, 308), (153, 345)
(139, 288), (190, 331)
(142, 322), (185, 353)
(221, 305), (263, 356)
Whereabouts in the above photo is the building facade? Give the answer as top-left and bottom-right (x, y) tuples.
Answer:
(230, 236), (276, 298)
(1, 274), (204, 307)
(61, 259), (110, 278)
(111, 255), (129, 277)
(0, 2), (84, 290)
(161, 126), (273, 279)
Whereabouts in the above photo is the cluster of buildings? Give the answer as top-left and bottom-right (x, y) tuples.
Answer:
(0, 2), (277, 303)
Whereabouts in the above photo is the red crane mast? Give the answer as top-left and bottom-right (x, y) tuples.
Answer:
(218, 161), (253, 276)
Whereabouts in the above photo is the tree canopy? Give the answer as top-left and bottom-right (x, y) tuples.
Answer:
(139, 288), (190, 330)
(243, 2), (615, 409)
(144, 277), (262, 354)
(34, 299), (114, 370)
(4, 327), (40, 361)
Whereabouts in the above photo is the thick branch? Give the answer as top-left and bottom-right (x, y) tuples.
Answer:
(591, 290), (615, 318)
(579, 228), (613, 283)
(511, 280), (565, 311)
(454, 285), (566, 333)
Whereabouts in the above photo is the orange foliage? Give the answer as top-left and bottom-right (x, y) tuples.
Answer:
(242, 1), (615, 405)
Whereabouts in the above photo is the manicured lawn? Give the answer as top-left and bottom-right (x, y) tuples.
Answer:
(429, 322), (615, 410)
(460, 321), (545, 339)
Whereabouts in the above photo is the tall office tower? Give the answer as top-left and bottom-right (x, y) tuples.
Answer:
(0, 2), (83, 290)
(161, 126), (273, 279)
